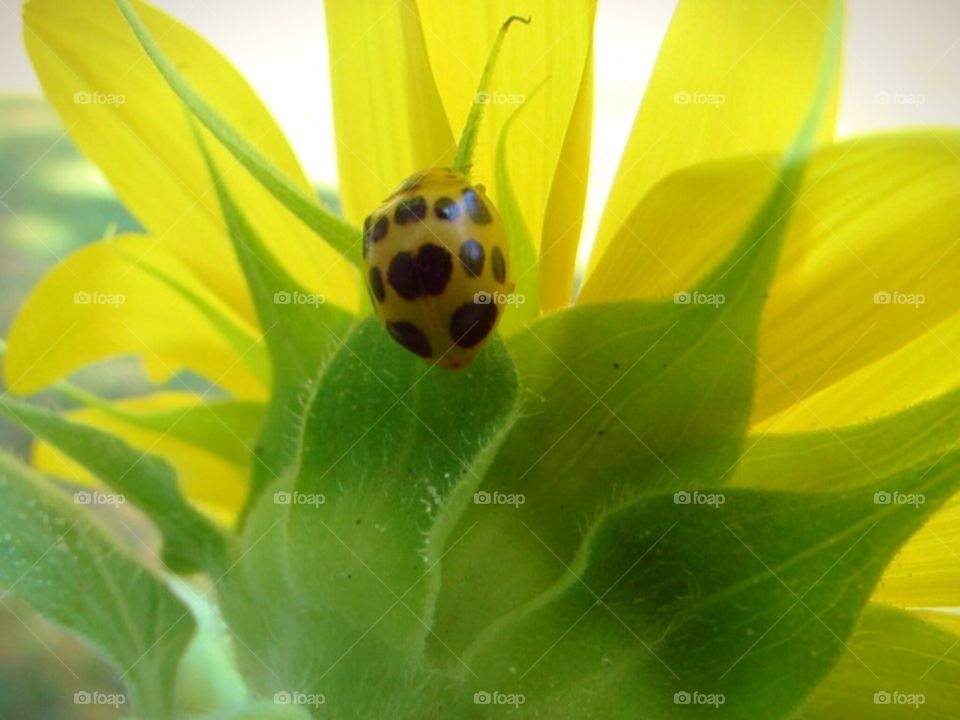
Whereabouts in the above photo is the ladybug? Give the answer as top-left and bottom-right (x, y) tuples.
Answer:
(362, 167), (511, 369)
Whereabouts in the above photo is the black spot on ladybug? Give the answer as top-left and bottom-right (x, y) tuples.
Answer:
(491, 246), (507, 283)
(435, 196), (461, 221)
(365, 214), (387, 240)
(394, 196), (427, 225)
(459, 239), (485, 277)
(450, 300), (498, 348)
(462, 188), (492, 225)
(373, 216), (389, 241)
(388, 251), (419, 300)
(415, 244), (453, 295)
(364, 215), (389, 258)
(387, 321), (433, 357)
(368, 266), (386, 303)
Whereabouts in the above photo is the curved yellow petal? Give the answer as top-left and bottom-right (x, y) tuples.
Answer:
(578, 153), (772, 304)
(323, 0), (455, 226)
(752, 131), (960, 429)
(539, 14), (594, 312)
(418, 0), (595, 279)
(587, 0), (841, 282)
(874, 493), (960, 610)
(581, 131), (960, 430)
(5, 234), (267, 400)
(24, 0), (359, 314)
(754, 312), (960, 433)
(33, 393), (250, 521)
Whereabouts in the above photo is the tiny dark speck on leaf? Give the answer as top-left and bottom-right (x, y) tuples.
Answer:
(613, 362), (620, 369)
(355, 519), (362, 525)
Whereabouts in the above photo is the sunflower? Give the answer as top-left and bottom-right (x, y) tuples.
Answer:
(1, 0), (958, 718)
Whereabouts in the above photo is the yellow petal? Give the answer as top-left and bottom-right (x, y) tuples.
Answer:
(586, 0), (841, 282)
(539, 13), (595, 312)
(873, 493), (960, 610)
(418, 0), (595, 277)
(5, 234), (267, 400)
(34, 393), (250, 521)
(578, 153), (772, 304)
(754, 312), (960, 432)
(323, 0), (455, 225)
(24, 0), (359, 315)
(581, 131), (960, 430)
(752, 131), (960, 429)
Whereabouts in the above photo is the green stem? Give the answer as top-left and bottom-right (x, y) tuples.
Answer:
(451, 15), (531, 174)
(113, 0), (362, 266)
(0, 340), (140, 414)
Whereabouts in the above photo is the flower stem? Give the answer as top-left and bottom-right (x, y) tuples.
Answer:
(452, 15), (531, 175)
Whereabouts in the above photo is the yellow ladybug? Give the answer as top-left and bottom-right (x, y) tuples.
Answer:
(361, 16), (529, 370)
(363, 169), (510, 370)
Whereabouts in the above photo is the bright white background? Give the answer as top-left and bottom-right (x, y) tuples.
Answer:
(2, 0), (960, 254)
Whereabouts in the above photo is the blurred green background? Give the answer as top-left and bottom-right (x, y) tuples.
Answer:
(0, 96), (144, 720)
(0, 94), (341, 720)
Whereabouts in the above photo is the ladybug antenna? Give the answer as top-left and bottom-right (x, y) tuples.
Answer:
(452, 15), (532, 174)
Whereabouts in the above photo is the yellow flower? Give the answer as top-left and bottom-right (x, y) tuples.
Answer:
(7, 0), (959, 668)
